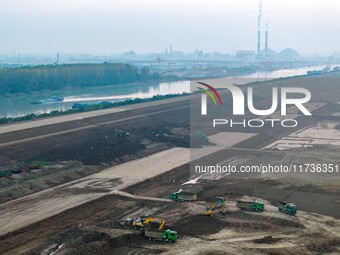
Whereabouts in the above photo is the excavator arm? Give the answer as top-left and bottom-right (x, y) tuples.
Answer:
(202, 197), (226, 216)
(133, 217), (166, 230)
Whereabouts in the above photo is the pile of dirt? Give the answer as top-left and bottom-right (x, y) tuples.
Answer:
(109, 233), (143, 247)
(40, 230), (113, 255)
(147, 126), (190, 148)
(48, 231), (144, 255)
(59, 241), (112, 255)
(253, 235), (281, 244)
(173, 211), (304, 238)
(204, 252), (227, 255)
(222, 211), (304, 230)
(50, 227), (87, 244)
(173, 215), (227, 236)
(306, 238), (340, 254)
(82, 232), (111, 244)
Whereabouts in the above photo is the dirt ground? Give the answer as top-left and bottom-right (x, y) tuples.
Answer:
(0, 74), (339, 254)
(0, 148), (190, 237)
(0, 161), (338, 255)
(0, 132), (253, 238)
(0, 121), (189, 203)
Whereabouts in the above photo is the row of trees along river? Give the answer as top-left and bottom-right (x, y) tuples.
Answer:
(0, 63), (159, 94)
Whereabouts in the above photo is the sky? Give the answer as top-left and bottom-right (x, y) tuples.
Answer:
(0, 0), (339, 56)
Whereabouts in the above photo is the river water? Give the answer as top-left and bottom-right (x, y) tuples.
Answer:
(0, 65), (332, 118)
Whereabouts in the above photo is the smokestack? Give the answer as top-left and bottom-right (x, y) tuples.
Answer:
(265, 22), (268, 57)
(257, 31), (261, 55)
(257, 0), (262, 56)
(265, 30), (268, 56)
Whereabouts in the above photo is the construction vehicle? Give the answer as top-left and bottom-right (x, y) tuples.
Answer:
(202, 197), (225, 216)
(119, 217), (133, 227)
(132, 217), (165, 230)
(170, 192), (197, 202)
(144, 228), (177, 243)
(236, 200), (264, 212)
(115, 128), (129, 137)
(195, 130), (209, 141)
(277, 201), (297, 216)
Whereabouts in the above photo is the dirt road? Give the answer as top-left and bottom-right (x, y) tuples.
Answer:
(0, 96), (191, 135)
(0, 148), (188, 236)
(0, 130), (259, 237)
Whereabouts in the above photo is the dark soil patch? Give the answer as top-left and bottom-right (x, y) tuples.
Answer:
(204, 252), (227, 255)
(253, 235), (281, 244)
(222, 211), (304, 230)
(124, 163), (190, 198)
(173, 214), (227, 236)
(307, 238), (340, 254)
(0, 107), (190, 166)
(50, 227), (87, 244)
(0, 195), (139, 255)
(284, 184), (335, 195)
(57, 232), (165, 255)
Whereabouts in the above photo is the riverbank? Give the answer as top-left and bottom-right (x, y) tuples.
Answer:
(0, 93), (189, 125)
(1, 66), (338, 123)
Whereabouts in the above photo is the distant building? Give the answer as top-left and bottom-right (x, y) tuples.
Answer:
(122, 51), (136, 56)
(255, 47), (300, 61)
(235, 50), (256, 62)
(279, 48), (300, 60)
(172, 51), (183, 57)
(259, 48), (277, 58)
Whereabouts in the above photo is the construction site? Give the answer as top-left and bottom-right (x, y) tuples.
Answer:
(0, 71), (339, 255)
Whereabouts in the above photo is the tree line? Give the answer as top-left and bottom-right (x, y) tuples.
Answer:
(0, 63), (159, 94)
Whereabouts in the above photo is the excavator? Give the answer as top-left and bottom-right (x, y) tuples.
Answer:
(202, 197), (226, 216)
(132, 217), (166, 230)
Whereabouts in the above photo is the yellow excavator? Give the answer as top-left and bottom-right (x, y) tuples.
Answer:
(132, 217), (166, 230)
(202, 197), (226, 216)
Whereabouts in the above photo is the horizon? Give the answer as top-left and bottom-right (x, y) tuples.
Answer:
(0, 0), (339, 56)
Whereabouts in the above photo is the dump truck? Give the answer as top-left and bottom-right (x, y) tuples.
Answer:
(236, 200), (264, 212)
(277, 201), (297, 215)
(144, 228), (177, 243)
(170, 192), (197, 202)
(203, 197), (225, 216)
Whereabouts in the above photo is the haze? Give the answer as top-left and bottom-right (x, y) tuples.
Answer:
(0, 0), (339, 56)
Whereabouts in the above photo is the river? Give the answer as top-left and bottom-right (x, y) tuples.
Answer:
(0, 65), (332, 118)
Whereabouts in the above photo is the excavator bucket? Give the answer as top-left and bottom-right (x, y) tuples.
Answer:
(202, 197), (226, 216)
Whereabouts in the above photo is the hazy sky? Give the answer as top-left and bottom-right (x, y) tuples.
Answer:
(0, 0), (339, 56)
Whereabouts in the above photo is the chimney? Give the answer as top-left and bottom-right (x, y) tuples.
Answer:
(257, 31), (261, 55)
(265, 30), (268, 56)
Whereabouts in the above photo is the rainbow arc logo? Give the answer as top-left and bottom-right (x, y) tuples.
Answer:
(196, 82), (222, 115)
(196, 82), (223, 106)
